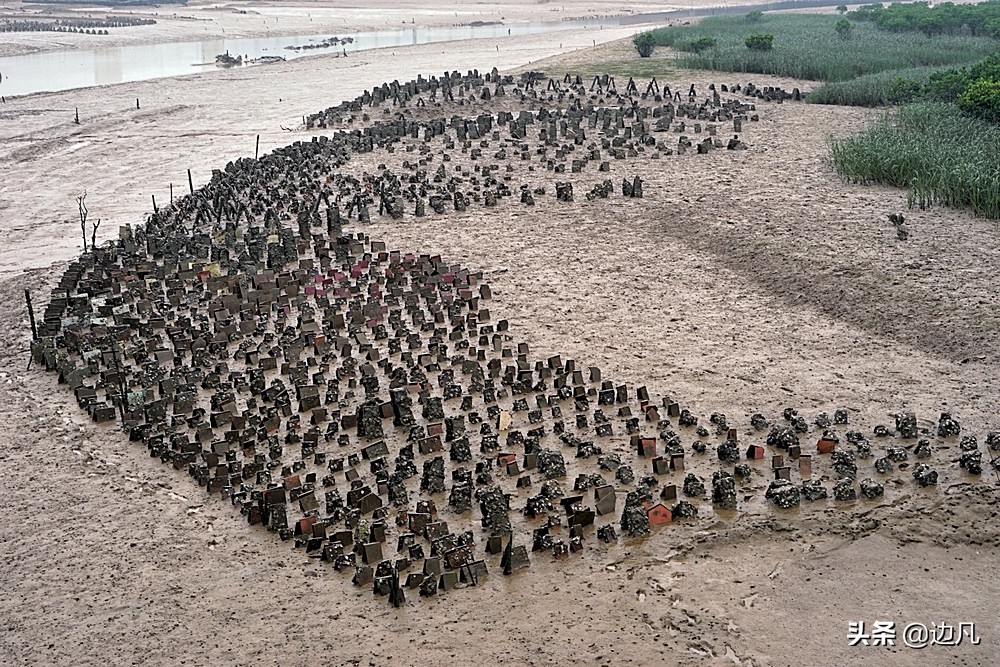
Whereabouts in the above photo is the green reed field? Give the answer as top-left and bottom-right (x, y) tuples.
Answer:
(646, 11), (1000, 218)
(805, 66), (957, 107)
(650, 14), (996, 83)
(830, 103), (1000, 219)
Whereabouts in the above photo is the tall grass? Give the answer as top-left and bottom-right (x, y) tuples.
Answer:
(651, 15), (997, 82)
(830, 102), (1000, 218)
(807, 66), (955, 107)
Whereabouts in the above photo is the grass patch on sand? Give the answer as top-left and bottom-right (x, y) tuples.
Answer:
(830, 102), (1000, 219)
(561, 57), (678, 80)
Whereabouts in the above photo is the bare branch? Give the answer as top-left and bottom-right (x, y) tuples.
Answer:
(77, 191), (88, 252)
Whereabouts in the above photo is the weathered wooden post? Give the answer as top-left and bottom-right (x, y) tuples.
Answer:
(24, 289), (37, 370)
(188, 169), (194, 195)
(24, 289), (37, 341)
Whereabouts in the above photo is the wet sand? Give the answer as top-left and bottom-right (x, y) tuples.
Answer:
(1, 5), (999, 667)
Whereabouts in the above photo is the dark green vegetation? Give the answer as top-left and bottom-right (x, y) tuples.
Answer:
(835, 18), (853, 40)
(648, 14), (995, 83)
(925, 54), (1000, 120)
(687, 36), (717, 53)
(823, 2), (1000, 109)
(744, 33), (774, 51)
(848, 1), (1000, 38)
(807, 66), (954, 106)
(643, 6), (1000, 218)
(650, 8), (1000, 113)
(633, 32), (656, 58)
(812, 49), (1000, 117)
(958, 77), (1000, 121)
(830, 103), (1000, 218)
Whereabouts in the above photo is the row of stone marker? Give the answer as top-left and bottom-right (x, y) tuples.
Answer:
(31, 70), (989, 605)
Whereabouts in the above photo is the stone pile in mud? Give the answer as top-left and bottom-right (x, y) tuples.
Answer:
(30, 69), (993, 604)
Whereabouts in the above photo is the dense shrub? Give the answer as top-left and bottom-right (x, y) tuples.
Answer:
(835, 18), (853, 40)
(745, 33), (774, 51)
(634, 32), (655, 58)
(927, 67), (976, 101)
(957, 78), (1000, 121)
(680, 36), (718, 53)
(927, 53), (1000, 100)
(887, 76), (927, 103)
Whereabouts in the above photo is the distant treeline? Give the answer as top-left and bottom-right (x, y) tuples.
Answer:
(849, 1), (1000, 38)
